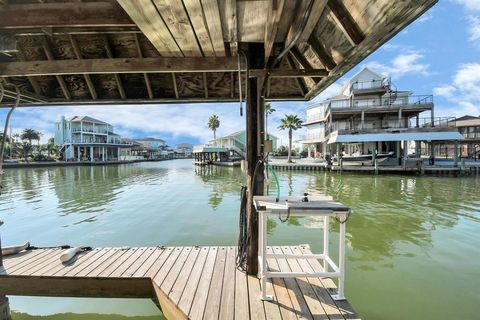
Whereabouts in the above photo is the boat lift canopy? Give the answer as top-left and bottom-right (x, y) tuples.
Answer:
(328, 131), (464, 144)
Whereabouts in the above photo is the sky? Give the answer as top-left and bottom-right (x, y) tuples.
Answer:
(1, 0), (480, 147)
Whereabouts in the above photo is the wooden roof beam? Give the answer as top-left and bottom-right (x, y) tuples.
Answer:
(225, 0), (238, 56)
(14, 49), (42, 96)
(183, 0), (215, 56)
(308, 35), (336, 71)
(40, 36), (71, 100)
(286, 54), (306, 97)
(201, 0), (226, 56)
(0, 57), (247, 77)
(264, 0), (285, 64)
(203, 72), (208, 98)
(250, 68), (328, 78)
(285, 0), (328, 47)
(327, 0), (365, 46)
(133, 33), (154, 99)
(69, 34), (97, 100)
(0, 2), (134, 29)
(103, 35), (126, 99)
(116, 0), (183, 57)
(289, 46), (320, 83)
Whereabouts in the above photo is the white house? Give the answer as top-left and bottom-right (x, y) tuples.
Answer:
(301, 67), (463, 163)
(54, 116), (130, 162)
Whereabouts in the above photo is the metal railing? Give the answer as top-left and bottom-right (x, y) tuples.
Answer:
(329, 95), (433, 110)
(72, 128), (109, 134)
(305, 113), (326, 123)
(351, 78), (389, 91)
(325, 117), (456, 135)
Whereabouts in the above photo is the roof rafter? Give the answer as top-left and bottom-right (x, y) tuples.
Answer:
(0, 57), (247, 77)
(69, 34), (97, 100)
(40, 35), (71, 100)
(133, 33), (154, 99)
(0, 2), (134, 29)
(327, 0), (365, 46)
(102, 35), (126, 99)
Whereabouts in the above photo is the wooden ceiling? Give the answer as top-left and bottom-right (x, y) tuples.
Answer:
(0, 0), (437, 107)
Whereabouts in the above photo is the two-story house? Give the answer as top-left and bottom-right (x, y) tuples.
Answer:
(54, 116), (129, 162)
(302, 68), (463, 165)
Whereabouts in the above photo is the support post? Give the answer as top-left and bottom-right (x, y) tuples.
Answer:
(90, 146), (94, 162)
(454, 141), (459, 167)
(403, 140), (408, 170)
(246, 44), (265, 276)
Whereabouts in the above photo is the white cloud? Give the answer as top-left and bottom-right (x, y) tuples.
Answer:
(365, 52), (430, 78)
(433, 85), (456, 99)
(433, 63), (480, 117)
(454, 0), (480, 11)
(467, 16), (480, 44)
(417, 13), (433, 23)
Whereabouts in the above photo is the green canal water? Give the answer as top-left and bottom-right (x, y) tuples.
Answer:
(1, 159), (479, 320)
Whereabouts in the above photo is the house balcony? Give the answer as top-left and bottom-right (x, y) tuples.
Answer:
(65, 138), (129, 145)
(326, 117), (456, 136)
(71, 128), (108, 134)
(329, 95), (433, 115)
(304, 113), (327, 125)
(350, 78), (390, 95)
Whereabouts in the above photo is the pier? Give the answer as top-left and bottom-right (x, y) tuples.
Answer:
(0, 245), (358, 320)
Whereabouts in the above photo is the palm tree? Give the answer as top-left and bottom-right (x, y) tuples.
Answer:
(208, 115), (220, 140)
(20, 141), (32, 162)
(264, 102), (276, 140)
(20, 128), (41, 146)
(46, 137), (57, 159)
(20, 129), (41, 161)
(278, 114), (303, 163)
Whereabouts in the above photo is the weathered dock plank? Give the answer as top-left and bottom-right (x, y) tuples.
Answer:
(0, 245), (360, 319)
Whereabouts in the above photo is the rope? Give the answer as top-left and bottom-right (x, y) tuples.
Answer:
(236, 185), (248, 271)
(26, 245), (72, 250)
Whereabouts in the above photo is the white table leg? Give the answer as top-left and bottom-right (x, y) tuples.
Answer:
(332, 212), (346, 301)
(260, 213), (272, 301)
(323, 215), (329, 272)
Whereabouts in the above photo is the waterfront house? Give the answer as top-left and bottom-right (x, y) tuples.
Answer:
(434, 115), (480, 160)
(175, 143), (194, 157)
(54, 116), (130, 162)
(124, 137), (169, 160)
(210, 130), (278, 158)
(301, 67), (463, 165)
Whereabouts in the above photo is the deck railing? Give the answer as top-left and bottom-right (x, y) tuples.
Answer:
(325, 117), (456, 135)
(329, 95), (433, 110)
(350, 78), (389, 91)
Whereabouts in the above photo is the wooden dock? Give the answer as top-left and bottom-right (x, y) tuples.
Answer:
(0, 245), (359, 320)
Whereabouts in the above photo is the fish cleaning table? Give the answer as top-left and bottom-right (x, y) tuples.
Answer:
(254, 195), (351, 301)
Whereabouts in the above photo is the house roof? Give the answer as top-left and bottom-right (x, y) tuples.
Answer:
(214, 130), (278, 141)
(68, 116), (108, 125)
(0, 0), (437, 106)
(456, 115), (480, 127)
(134, 137), (166, 143)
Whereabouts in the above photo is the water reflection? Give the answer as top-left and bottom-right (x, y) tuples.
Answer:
(1, 161), (479, 319)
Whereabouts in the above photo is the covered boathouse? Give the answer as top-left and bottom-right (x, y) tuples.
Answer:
(0, 0), (438, 319)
